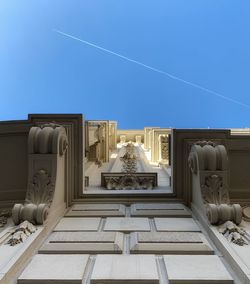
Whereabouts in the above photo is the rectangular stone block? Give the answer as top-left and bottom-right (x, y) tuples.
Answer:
(91, 255), (159, 284)
(72, 204), (121, 210)
(137, 232), (202, 243)
(18, 254), (89, 284)
(155, 218), (200, 232)
(131, 203), (191, 217)
(66, 204), (126, 217)
(48, 231), (117, 242)
(104, 217), (150, 232)
(164, 255), (233, 283)
(130, 232), (213, 254)
(39, 232), (123, 254)
(53, 217), (101, 231)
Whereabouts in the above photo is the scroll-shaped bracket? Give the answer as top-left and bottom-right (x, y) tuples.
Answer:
(188, 142), (243, 225)
(12, 123), (68, 225)
(28, 122), (68, 156)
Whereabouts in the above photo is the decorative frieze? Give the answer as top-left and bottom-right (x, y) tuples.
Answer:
(101, 173), (157, 190)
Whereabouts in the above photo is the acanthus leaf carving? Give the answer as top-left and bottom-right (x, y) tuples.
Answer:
(26, 169), (55, 206)
(201, 174), (230, 205)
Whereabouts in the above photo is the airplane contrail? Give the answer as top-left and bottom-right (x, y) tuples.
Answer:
(53, 29), (250, 109)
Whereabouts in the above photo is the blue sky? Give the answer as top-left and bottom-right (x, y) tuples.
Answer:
(1, 1), (250, 129)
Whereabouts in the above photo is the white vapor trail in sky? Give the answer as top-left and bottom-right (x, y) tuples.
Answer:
(53, 29), (250, 109)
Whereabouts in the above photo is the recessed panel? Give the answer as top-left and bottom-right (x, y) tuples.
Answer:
(91, 255), (159, 284)
(164, 255), (233, 283)
(18, 254), (89, 284)
(54, 217), (101, 231)
(155, 218), (200, 232)
(130, 232), (213, 254)
(39, 232), (123, 254)
(104, 217), (150, 232)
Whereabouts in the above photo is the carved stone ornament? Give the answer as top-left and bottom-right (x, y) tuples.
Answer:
(105, 175), (154, 190)
(160, 135), (168, 161)
(28, 123), (68, 156)
(26, 169), (55, 205)
(206, 203), (242, 225)
(243, 207), (250, 222)
(0, 209), (11, 228)
(120, 143), (138, 173)
(218, 221), (249, 246)
(195, 140), (217, 147)
(188, 143), (228, 175)
(201, 175), (230, 205)
(12, 123), (68, 225)
(188, 142), (243, 225)
(7, 221), (36, 246)
(13, 169), (53, 225)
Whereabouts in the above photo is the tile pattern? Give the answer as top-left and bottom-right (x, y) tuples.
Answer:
(18, 203), (233, 284)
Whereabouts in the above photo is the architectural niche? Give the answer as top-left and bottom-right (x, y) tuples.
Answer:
(188, 142), (248, 245)
(12, 123), (68, 225)
(85, 120), (110, 165)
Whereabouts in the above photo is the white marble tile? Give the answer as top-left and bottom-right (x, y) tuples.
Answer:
(155, 218), (200, 232)
(104, 217), (150, 232)
(54, 217), (101, 231)
(164, 255), (233, 283)
(18, 254), (89, 284)
(91, 255), (159, 283)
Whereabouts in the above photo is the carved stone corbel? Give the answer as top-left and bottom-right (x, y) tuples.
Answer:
(12, 123), (68, 225)
(188, 142), (242, 225)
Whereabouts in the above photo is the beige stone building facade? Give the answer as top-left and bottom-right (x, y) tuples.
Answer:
(0, 114), (250, 283)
